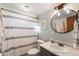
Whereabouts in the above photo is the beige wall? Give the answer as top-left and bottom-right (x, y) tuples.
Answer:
(39, 3), (79, 46)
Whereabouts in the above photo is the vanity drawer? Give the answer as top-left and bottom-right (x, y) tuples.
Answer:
(40, 47), (57, 56)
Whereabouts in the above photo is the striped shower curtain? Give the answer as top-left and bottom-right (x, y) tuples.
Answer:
(0, 8), (38, 56)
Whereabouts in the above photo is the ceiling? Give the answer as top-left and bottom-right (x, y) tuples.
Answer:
(0, 3), (61, 18)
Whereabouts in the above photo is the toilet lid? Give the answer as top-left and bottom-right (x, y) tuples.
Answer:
(28, 48), (40, 55)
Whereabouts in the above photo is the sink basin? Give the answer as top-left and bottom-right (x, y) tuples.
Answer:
(50, 43), (69, 53)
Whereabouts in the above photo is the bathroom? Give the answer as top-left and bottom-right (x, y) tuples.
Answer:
(0, 3), (79, 56)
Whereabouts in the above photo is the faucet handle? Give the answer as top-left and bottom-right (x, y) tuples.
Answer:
(58, 42), (64, 47)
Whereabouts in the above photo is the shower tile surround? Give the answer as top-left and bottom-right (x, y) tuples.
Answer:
(0, 8), (38, 56)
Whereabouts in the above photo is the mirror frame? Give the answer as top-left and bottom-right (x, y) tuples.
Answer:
(51, 9), (77, 34)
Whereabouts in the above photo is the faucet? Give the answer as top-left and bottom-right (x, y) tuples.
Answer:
(58, 42), (64, 47)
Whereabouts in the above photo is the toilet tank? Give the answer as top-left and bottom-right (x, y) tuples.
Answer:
(37, 40), (45, 49)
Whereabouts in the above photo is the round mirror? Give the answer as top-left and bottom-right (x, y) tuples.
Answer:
(51, 9), (77, 33)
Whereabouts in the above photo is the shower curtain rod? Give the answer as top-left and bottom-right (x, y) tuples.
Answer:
(1, 8), (37, 19)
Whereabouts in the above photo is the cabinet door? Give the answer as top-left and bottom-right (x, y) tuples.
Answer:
(40, 47), (57, 56)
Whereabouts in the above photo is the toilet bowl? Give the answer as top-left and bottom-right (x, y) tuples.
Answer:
(27, 40), (45, 56)
(28, 48), (40, 56)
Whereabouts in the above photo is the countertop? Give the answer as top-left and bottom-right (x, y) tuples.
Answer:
(40, 41), (79, 56)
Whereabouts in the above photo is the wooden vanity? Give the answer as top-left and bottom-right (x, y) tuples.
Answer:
(40, 46), (58, 56)
(40, 41), (79, 56)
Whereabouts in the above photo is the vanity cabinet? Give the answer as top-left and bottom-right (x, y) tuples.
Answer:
(40, 47), (58, 56)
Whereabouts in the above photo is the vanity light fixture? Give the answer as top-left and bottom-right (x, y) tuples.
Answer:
(54, 3), (66, 16)
(54, 8), (61, 16)
(54, 8), (58, 15)
(57, 11), (61, 16)
(66, 9), (70, 14)
(54, 3), (71, 16)
(64, 4), (67, 11)
(64, 4), (70, 14)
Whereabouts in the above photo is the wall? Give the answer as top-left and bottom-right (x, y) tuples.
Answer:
(0, 8), (38, 56)
(0, 10), (3, 52)
(38, 3), (79, 46)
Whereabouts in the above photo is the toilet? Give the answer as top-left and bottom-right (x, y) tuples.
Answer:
(27, 40), (45, 56)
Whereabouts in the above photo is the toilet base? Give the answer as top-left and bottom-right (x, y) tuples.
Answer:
(27, 48), (40, 56)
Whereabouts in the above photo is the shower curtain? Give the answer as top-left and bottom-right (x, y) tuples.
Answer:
(0, 8), (38, 56)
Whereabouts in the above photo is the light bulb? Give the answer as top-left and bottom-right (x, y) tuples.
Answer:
(57, 12), (60, 16)
(64, 4), (70, 14)
(67, 9), (70, 14)
(54, 9), (58, 15)
(64, 5), (67, 11)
